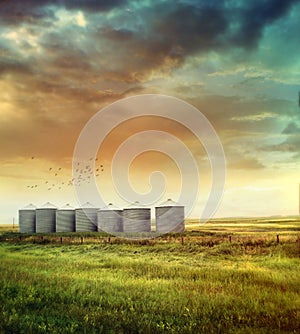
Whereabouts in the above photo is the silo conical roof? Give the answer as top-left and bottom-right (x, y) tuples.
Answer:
(22, 203), (37, 210)
(41, 202), (57, 209)
(157, 198), (182, 207)
(79, 201), (96, 208)
(100, 202), (121, 210)
(60, 203), (74, 210)
(126, 200), (149, 209)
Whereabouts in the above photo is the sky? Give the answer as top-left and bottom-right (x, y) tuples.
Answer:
(0, 0), (300, 224)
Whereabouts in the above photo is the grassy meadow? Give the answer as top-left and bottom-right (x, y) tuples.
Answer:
(0, 217), (299, 333)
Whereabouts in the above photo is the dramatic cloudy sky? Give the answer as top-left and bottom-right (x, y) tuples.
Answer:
(1, 0), (300, 223)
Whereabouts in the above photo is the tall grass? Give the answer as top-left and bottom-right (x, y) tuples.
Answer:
(0, 233), (299, 333)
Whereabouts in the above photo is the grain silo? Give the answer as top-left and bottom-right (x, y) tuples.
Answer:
(56, 204), (75, 232)
(75, 202), (98, 232)
(122, 201), (151, 233)
(36, 202), (57, 233)
(155, 199), (185, 233)
(97, 203), (123, 233)
(19, 203), (36, 233)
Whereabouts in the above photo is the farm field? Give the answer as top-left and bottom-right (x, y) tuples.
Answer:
(0, 217), (299, 333)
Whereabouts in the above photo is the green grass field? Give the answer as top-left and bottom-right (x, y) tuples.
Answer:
(0, 218), (299, 333)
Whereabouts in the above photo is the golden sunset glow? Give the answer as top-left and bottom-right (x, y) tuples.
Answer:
(0, 1), (300, 223)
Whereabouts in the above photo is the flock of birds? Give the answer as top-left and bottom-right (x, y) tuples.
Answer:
(26, 156), (105, 191)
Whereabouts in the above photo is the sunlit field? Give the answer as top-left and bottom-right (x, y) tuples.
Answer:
(0, 217), (299, 333)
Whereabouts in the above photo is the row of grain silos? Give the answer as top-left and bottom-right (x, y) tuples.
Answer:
(18, 199), (184, 234)
(18, 202), (95, 234)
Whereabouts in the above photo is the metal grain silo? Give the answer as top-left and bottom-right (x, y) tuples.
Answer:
(155, 199), (185, 233)
(56, 204), (75, 232)
(97, 203), (123, 233)
(19, 203), (36, 233)
(36, 202), (57, 233)
(75, 202), (98, 232)
(122, 201), (151, 233)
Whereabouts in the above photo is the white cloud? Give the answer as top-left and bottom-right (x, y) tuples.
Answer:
(54, 9), (87, 28)
(76, 12), (87, 28)
(231, 112), (275, 122)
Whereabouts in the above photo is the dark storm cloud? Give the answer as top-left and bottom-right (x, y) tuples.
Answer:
(0, 0), (55, 25)
(230, 0), (299, 49)
(262, 120), (300, 157)
(0, 0), (127, 25)
(260, 122), (300, 156)
(154, 4), (228, 56)
(0, 0), (298, 162)
(90, 0), (298, 81)
(0, 58), (32, 76)
(62, 0), (128, 12)
(100, 28), (135, 42)
(144, 0), (298, 60)
(1, 0), (297, 52)
(282, 122), (300, 134)
(0, 0), (298, 86)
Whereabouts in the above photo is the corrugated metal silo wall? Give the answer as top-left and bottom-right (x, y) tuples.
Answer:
(75, 208), (98, 232)
(36, 208), (56, 233)
(19, 209), (36, 233)
(97, 210), (123, 233)
(56, 210), (75, 232)
(155, 206), (185, 233)
(122, 208), (151, 233)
